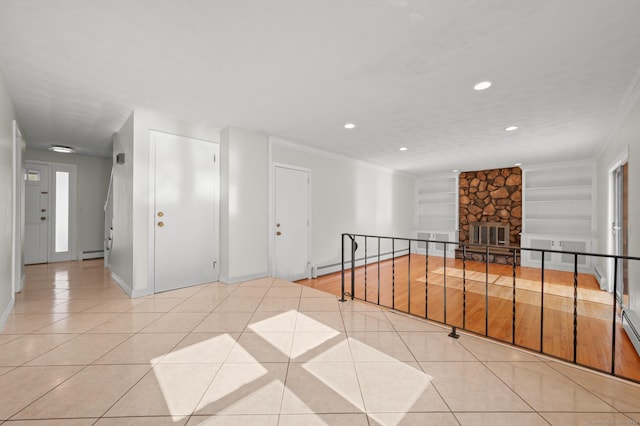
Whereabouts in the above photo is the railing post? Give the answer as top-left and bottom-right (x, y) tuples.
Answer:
(485, 244), (489, 337)
(392, 238), (395, 309)
(512, 248), (517, 345)
(351, 235), (356, 301)
(573, 253), (578, 364)
(462, 243), (466, 329)
(340, 233), (346, 302)
(443, 241), (447, 324)
(364, 237), (368, 302)
(407, 240), (411, 314)
(377, 237), (381, 306)
(425, 239), (429, 319)
(448, 325), (460, 339)
(611, 257), (618, 375)
(540, 252), (545, 353)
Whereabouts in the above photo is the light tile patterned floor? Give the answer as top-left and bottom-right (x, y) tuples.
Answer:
(1, 260), (640, 425)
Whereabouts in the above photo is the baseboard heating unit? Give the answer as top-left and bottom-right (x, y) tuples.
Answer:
(311, 249), (410, 278)
(622, 309), (640, 356)
(79, 250), (104, 260)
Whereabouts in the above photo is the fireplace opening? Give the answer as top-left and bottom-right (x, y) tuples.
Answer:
(469, 222), (510, 247)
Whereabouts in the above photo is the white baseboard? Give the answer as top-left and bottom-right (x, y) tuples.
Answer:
(0, 297), (15, 333)
(220, 271), (269, 285)
(109, 270), (154, 298)
(109, 271), (133, 297)
(16, 274), (26, 293)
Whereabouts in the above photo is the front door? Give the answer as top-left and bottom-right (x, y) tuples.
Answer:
(274, 165), (310, 281)
(24, 163), (49, 264)
(152, 131), (220, 293)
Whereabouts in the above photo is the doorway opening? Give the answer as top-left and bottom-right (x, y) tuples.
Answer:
(612, 162), (629, 306)
(24, 161), (77, 264)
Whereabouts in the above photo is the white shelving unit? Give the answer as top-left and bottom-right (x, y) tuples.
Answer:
(414, 174), (458, 256)
(521, 161), (596, 272)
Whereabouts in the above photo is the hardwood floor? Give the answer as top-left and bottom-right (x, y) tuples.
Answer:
(298, 254), (640, 383)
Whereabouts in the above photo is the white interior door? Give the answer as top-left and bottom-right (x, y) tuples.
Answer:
(274, 165), (310, 281)
(152, 131), (219, 293)
(24, 163), (49, 264)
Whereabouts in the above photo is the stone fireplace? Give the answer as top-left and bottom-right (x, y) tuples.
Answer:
(457, 167), (522, 264)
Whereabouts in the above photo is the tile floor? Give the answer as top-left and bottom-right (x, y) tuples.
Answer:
(1, 260), (640, 425)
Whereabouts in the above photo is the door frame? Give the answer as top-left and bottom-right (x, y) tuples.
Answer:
(147, 130), (221, 293)
(12, 121), (25, 292)
(269, 162), (312, 279)
(24, 160), (78, 264)
(607, 145), (628, 297)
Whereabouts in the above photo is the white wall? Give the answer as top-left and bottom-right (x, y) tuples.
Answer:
(220, 127), (269, 283)
(24, 150), (111, 257)
(597, 92), (640, 315)
(270, 139), (415, 270)
(0, 71), (18, 328)
(110, 112), (134, 291)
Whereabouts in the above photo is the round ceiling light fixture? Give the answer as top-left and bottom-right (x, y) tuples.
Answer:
(48, 145), (76, 154)
(452, 169), (460, 173)
(514, 162), (523, 167)
(505, 126), (519, 132)
(344, 123), (356, 129)
(399, 147), (408, 151)
(474, 81), (492, 91)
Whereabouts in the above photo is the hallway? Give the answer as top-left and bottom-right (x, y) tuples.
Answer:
(1, 260), (640, 425)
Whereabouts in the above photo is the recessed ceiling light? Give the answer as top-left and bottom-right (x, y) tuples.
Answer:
(344, 123), (356, 129)
(514, 163), (522, 167)
(399, 147), (408, 151)
(505, 126), (519, 132)
(48, 145), (76, 154)
(452, 169), (459, 173)
(474, 81), (492, 91)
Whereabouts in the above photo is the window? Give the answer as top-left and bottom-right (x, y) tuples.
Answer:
(25, 170), (40, 181)
(55, 171), (69, 253)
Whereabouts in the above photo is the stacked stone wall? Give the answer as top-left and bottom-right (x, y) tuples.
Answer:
(459, 167), (522, 246)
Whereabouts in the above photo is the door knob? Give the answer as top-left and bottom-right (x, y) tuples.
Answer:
(276, 223), (281, 227)
(41, 208), (46, 212)
(40, 217), (46, 221)
(157, 211), (164, 217)
(276, 231), (282, 236)
(158, 222), (165, 228)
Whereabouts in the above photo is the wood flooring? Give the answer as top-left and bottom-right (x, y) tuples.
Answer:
(297, 254), (640, 383)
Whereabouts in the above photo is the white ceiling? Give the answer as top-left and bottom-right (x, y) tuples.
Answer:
(1, 0), (640, 175)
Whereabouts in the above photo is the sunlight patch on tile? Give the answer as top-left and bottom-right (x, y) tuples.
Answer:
(158, 333), (238, 364)
(307, 339), (350, 363)
(291, 331), (340, 359)
(218, 379), (284, 415)
(197, 362), (268, 410)
(295, 312), (341, 333)
(248, 310), (298, 334)
(301, 363), (365, 412)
